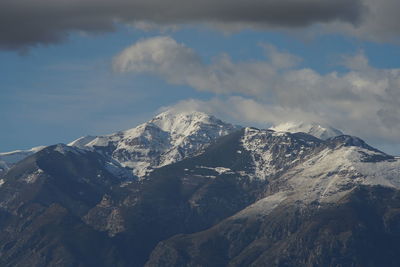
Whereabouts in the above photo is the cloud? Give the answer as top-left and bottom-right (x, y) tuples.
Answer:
(113, 36), (300, 95)
(160, 97), (321, 128)
(115, 36), (400, 146)
(0, 0), (366, 50)
(261, 43), (302, 69)
(322, 0), (400, 42)
(113, 36), (204, 83)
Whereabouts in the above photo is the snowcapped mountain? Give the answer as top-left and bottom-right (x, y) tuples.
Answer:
(69, 110), (240, 177)
(270, 121), (343, 140)
(1, 110), (400, 266)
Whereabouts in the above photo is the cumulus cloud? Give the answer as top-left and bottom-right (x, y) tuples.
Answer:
(113, 36), (204, 84)
(115, 36), (400, 146)
(0, 0), (368, 50)
(113, 36), (299, 95)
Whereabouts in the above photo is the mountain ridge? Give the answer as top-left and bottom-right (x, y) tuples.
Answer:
(0, 111), (399, 266)
(0, 111), (357, 178)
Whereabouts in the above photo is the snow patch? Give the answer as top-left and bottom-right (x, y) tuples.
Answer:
(214, 167), (233, 175)
(196, 166), (234, 175)
(23, 169), (43, 184)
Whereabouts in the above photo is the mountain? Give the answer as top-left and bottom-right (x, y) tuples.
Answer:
(146, 130), (400, 267)
(0, 130), (265, 266)
(0, 144), (131, 266)
(0, 111), (400, 267)
(270, 121), (344, 140)
(68, 110), (240, 177)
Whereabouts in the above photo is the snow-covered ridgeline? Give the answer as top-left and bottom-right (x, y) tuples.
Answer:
(235, 144), (400, 219)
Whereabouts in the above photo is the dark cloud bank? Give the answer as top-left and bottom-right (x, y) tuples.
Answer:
(1, 0), (365, 50)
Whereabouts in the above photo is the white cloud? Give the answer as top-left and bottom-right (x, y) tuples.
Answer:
(115, 36), (400, 147)
(113, 36), (202, 76)
(260, 43), (302, 69)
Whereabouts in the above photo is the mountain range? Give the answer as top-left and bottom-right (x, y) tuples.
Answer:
(0, 110), (399, 266)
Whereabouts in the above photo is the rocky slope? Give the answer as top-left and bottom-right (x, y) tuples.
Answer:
(147, 186), (400, 267)
(0, 144), (130, 267)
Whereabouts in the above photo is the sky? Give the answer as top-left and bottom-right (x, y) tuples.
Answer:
(1, 0), (400, 155)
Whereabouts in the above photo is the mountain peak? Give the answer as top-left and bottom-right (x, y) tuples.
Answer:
(150, 109), (222, 133)
(68, 110), (240, 177)
(154, 109), (211, 120)
(270, 121), (343, 140)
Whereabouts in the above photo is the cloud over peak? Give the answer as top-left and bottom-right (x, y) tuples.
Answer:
(115, 36), (400, 146)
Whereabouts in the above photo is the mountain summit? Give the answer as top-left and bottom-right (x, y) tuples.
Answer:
(69, 110), (240, 177)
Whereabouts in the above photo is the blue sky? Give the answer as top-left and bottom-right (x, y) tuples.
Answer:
(1, 0), (400, 155)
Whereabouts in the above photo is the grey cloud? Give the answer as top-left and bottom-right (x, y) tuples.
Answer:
(0, 0), (364, 50)
(318, 0), (400, 43)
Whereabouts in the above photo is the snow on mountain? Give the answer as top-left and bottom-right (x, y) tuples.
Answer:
(285, 146), (400, 203)
(270, 121), (343, 140)
(0, 146), (46, 171)
(235, 132), (399, 219)
(240, 127), (325, 180)
(69, 110), (241, 177)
